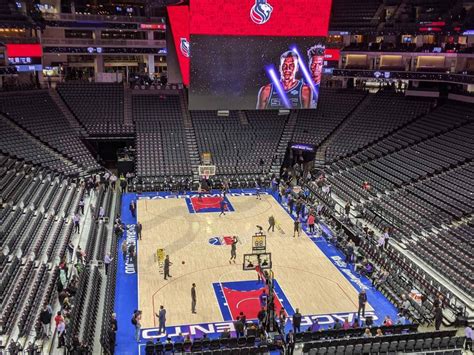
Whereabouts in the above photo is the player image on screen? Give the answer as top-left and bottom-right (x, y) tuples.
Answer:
(256, 51), (312, 109)
(307, 44), (325, 108)
(308, 44), (325, 86)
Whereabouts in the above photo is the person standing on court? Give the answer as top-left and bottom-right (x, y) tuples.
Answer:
(357, 289), (368, 320)
(191, 283), (197, 314)
(164, 255), (172, 279)
(229, 236), (238, 264)
(293, 219), (300, 238)
(292, 308), (302, 333)
(121, 240), (127, 261)
(130, 200), (136, 218)
(307, 213), (315, 235)
(136, 222), (142, 240)
(155, 306), (167, 334)
(268, 215), (275, 232)
(219, 198), (227, 216)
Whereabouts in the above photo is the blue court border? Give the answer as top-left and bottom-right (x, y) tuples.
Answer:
(114, 189), (399, 355)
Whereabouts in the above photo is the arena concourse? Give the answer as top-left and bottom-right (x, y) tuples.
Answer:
(0, 0), (473, 354)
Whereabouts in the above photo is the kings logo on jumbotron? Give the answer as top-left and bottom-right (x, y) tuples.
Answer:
(180, 37), (190, 58)
(250, 0), (273, 25)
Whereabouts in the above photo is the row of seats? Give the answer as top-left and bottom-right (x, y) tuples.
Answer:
(57, 82), (133, 136)
(0, 153), (85, 344)
(292, 89), (367, 146)
(0, 91), (100, 172)
(191, 111), (287, 176)
(324, 91), (433, 162)
(0, 117), (80, 175)
(133, 94), (192, 177)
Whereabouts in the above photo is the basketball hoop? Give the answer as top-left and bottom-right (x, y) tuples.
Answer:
(198, 165), (216, 179)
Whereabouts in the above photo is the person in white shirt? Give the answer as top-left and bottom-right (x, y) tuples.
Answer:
(104, 253), (113, 275)
(99, 206), (105, 219)
(73, 213), (80, 233)
(465, 325), (473, 351)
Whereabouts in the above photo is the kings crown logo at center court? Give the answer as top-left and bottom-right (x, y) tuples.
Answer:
(250, 0), (273, 25)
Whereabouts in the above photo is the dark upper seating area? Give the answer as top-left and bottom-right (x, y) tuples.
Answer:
(329, 0), (382, 33)
(133, 94), (192, 177)
(57, 83), (133, 136)
(0, 0), (34, 28)
(0, 91), (100, 172)
(292, 89), (367, 146)
(324, 92), (432, 162)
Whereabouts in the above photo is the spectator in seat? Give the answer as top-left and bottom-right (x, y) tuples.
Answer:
(375, 328), (383, 337)
(247, 323), (258, 337)
(363, 328), (372, 338)
(333, 319), (342, 330)
(383, 315), (393, 326)
(342, 318), (351, 330)
(220, 328), (231, 339)
(352, 318), (360, 329)
(310, 318), (320, 332)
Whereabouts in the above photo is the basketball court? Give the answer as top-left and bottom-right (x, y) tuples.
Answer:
(136, 193), (370, 328)
(114, 189), (397, 354)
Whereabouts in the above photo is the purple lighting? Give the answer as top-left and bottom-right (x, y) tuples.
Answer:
(267, 66), (291, 109)
(290, 46), (316, 93)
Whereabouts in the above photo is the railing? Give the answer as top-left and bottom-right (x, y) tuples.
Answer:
(42, 12), (164, 24)
(331, 69), (474, 84)
(41, 37), (166, 47)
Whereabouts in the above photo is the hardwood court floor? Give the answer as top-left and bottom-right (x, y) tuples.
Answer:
(136, 194), (371, 329)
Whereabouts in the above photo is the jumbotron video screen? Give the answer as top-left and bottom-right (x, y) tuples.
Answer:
(187, 0), (332, 110)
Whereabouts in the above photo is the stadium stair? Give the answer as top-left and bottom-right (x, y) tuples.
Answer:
(49, 88), (87, 136)
(270, 111), (297, 175)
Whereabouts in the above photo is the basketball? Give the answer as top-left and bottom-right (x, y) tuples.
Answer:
(182, 261), (185, 264)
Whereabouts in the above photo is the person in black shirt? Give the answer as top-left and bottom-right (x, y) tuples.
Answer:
(286, 330), (295, 355)
(292, 309), (302, 333)
(357, 290), (368, 320)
